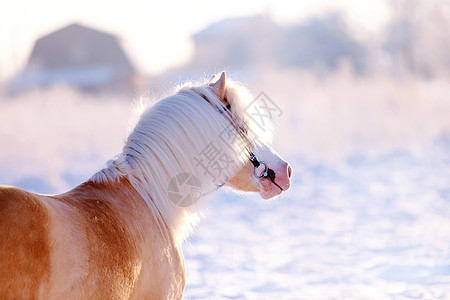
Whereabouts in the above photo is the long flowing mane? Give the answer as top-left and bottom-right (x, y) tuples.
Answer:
(91, 78), (272, 242)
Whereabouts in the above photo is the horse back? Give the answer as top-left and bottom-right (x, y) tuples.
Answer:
(0, 185), (52, 299)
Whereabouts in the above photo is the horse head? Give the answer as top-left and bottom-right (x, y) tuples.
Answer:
(205, 72), (292, 199)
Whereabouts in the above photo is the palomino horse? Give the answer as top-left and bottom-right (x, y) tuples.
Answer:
(0, 72), (291, 299)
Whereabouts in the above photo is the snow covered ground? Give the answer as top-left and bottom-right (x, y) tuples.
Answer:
(1, 73), (449, 299)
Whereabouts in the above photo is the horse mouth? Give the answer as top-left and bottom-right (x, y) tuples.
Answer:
(273, 180), (284, 191)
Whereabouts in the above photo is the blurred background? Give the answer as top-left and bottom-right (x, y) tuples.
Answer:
(1, 0), (450, 299)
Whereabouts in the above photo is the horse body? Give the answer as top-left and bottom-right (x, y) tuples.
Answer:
(0, 72), (291, 299)
(0, 179), (185, 299)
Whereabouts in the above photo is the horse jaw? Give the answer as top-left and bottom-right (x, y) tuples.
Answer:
(226, 162), (260, 192)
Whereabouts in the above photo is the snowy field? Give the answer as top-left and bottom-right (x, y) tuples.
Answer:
(184, 148), (450, 299)
(1, 72), (449, 299)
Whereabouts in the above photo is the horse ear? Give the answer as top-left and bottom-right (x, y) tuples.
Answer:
(209, 72), (226, 101)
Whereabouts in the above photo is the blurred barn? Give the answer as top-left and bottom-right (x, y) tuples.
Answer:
(10, 23), (136, 93)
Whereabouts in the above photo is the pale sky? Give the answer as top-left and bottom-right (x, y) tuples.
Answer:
(0, 0), (390, 80)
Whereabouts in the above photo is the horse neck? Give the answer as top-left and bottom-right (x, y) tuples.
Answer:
(63, 179), (174, 242)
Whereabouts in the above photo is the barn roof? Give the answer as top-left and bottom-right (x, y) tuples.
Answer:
(26, 23), (134, 73)
(11, 23), (135, 92)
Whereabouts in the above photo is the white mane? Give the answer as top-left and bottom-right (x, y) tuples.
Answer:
(91, 78), (272, 242)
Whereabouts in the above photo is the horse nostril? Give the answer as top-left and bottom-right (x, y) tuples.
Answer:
(287, 165), (292, 178)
